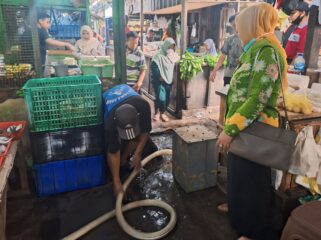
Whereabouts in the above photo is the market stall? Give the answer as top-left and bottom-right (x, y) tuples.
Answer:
(134, 1), (236, 117)
(0, 0), (90, 85)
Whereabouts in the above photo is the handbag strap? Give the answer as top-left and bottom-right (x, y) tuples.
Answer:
(252, 46), (290, 129)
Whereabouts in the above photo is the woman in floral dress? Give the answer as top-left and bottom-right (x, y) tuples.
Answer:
(216, 3), (288, 240)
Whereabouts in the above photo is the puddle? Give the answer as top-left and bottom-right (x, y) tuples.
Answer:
(151, 132), (173, 150)
(125, 132), (181, 230)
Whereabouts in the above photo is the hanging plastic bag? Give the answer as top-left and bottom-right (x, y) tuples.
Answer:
(191, 23), (197, 38)
(159, 85), (166, 102)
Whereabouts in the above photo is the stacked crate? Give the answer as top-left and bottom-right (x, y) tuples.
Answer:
(23, 75), (106, 196)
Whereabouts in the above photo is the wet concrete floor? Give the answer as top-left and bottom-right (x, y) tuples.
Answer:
(6, 133), (237, 240)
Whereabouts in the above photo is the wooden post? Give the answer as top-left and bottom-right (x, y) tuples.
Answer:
(180, 0), (188, 57)
(141, 0), (144, 51)
(304, 5), (321, 69)
(113, 0), (127, 83)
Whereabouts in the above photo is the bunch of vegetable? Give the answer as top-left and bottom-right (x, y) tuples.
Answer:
(180, 52), (204, 81)
(203, 54), (227, 68)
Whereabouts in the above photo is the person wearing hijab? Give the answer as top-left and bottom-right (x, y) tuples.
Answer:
(216, 3), (288, 240)
(75, 25), (105, 57)
(151, 38), (177, 122)
(203, 39), (218, 56)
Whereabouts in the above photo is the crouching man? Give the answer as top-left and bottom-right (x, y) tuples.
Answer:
(103, 84), (157, 195)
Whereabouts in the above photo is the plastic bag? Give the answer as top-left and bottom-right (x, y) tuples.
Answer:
(159, 85), (166, 102)
(289, 126), (321, 178)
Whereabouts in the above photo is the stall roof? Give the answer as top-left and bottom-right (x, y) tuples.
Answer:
(144, 2), (222, 14)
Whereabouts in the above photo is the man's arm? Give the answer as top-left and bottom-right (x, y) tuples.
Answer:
(133, 69), (146, 91)
(131, 132), (149, 170)
(210, 54), (226, 81)
(46, 38), (76, 51)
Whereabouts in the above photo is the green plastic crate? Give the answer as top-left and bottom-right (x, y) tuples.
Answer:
(23, 75), (103, 132)
(79, 58), (114, 78)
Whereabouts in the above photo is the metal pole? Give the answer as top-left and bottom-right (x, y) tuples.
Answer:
(180, 0), (188, 57)
(86, 0), (91, 26)
(112, 0), (127, 83)
(0, 5), (6, 54)
(29, 0), (42, 77)
(140, 0), (144, 51)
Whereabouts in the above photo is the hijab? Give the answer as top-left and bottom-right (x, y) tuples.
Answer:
(152, 38), (176, 84)
(236, 3), (288, 89)
(76, 25), (104, 56)
(204, 39), (217, 56)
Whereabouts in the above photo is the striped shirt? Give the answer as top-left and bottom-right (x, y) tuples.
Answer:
(126, 47), (147, 86)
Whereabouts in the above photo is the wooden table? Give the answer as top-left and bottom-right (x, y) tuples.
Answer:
(0, 140), (30, 239)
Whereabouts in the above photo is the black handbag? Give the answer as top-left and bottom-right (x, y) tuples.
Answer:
(229, 46), (299, 171)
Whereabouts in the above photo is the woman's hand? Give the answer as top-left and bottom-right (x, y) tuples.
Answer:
(217, 131), (233, 153)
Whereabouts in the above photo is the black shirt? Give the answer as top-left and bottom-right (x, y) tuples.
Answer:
(104, 96), (152, 154)
(38, 28), (50, 65)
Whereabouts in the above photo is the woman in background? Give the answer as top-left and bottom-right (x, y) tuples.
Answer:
(203, 39), (217, 56)
(151, 38), (177, 122)
(75, 25), (105, 57)
(216, 3), (288, 240)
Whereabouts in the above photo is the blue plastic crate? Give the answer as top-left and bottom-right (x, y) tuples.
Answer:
(50, 25), (81, 39)
(34, 155), (106, 196)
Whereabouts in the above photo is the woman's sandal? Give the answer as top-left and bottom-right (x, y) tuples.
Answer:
(153, 113), (160, 121)
(160, 114), (169, 122)
(217, 203), (229, 213)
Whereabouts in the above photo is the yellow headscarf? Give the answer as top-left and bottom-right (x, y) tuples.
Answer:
(236, 3), (288, 90)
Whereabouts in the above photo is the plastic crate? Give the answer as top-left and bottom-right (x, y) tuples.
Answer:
(50, 25), (81, 39)
(34, 155), (106, 196)
(30, 125), (105, 164)
(23, 75), (102, 132)
(79, 58), (114, 78)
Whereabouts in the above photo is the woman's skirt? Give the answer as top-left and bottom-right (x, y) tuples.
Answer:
(228, 153), (275, 239)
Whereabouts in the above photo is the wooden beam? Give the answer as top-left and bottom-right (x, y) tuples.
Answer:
(187, 0), (263, 2)
(141, 0), (144, 51)
(180, 0), (188, 56)
(304, 5), (321, 69)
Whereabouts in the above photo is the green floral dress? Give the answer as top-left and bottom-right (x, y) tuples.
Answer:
(224, 39), (285, 137)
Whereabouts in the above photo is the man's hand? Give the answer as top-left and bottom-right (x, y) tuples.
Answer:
(66, 43), (76, 51)
(210, 70), (217, 82)
(133, 81), (143, 92)
(131, 154), (142, 171)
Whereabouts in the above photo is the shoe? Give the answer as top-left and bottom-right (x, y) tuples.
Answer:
(238, 236), (252, 240)
(217, 203), (229, 213)
(160, 113), (169, 122)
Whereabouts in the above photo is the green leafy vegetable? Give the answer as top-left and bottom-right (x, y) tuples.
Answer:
(180, 52), (204, 81)
(203, 54), (227, 68)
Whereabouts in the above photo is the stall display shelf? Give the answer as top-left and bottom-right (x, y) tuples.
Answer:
(79, 58), (114, 78)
